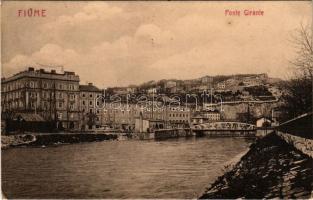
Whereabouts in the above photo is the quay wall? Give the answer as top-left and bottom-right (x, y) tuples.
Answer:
(276, 132), (313, 158)
(200, 113), (313, 198)
(1, 133), (118, 149)
(154, 128), (193, 139)
(133, 129), (193, 140)
(275, 112), (313, 158)
(199, 133), (313, 199)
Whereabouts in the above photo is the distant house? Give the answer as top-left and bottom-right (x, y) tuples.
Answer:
(165, 81), (177, 89)
(191, 110), (221, 125)
(258, 73), (268, 79)
(201, 76), (214, 84)
(216, 82), (226, 90)
(126, 87), (136, 93)
(112, 88), (128, 95)
(256, 117), (272, 127)
(225, 78), (238, 86)
(242, 77), (262, 87)
(135, 118), (165, 133)
(147, 88), (157, 94)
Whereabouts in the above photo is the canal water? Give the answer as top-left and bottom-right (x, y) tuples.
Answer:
(2, 137), (253, 198)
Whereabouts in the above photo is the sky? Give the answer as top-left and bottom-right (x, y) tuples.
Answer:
(1, 1), (312, 87)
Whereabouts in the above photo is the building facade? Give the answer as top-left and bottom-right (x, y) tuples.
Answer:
(79, 83), (104, 130)
(191, 110), (221, 125)
(102, 102), (191, 130)
(1, 67), (81, 130)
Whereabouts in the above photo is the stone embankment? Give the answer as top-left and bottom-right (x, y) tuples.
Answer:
(1, 133), (118, 149)
(199, 133), (313, 199)
(154, 128), (193, 139)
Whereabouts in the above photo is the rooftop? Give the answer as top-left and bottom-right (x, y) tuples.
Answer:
(2, 67), (80, 83)
(79, 83), (102, 92)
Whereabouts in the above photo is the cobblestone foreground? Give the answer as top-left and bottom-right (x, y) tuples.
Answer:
(199, 133), (313, 199)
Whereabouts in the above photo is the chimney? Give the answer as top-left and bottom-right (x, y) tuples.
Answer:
(28, 67), (34, 71)
(39, 68), (45, 73)
(88, 83), (93, 86)
(51, 70), (56, 74)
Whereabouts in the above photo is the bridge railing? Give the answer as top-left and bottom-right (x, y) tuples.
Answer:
(276, 112), (312, 139)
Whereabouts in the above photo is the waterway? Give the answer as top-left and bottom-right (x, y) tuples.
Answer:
(2, 136), (253, 198)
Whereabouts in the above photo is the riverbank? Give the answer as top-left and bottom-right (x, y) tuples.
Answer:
(199, 132), (313, 199)
(1, 133), (118, 149)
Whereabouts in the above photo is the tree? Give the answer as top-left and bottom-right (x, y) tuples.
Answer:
(290, 24), (313, 80)
(280, 24), (313, 121)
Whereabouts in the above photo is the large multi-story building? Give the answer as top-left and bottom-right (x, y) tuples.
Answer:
(79, 83), (104, 130)
(1, 67), (81, 130)
(102, 102), (191, 129)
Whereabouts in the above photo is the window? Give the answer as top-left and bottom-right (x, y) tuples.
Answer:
(82, 100), (85, 105)
(30, 92), (36, 98)
(59, 93), (63, 99)
(43, 101), (48, 109)
(57, 113), (62, 119)
(69, 84), (74, 90)
(89, 101), (93, 106)
(58, 102), (63, 109)
(70, 94), (75, 100)
(59, 84), (63, 90)
(30, 81), (35, 88)
(82, 93), (86, 98)
(43, 82), (48, 89)
(89, 94), (93, 98)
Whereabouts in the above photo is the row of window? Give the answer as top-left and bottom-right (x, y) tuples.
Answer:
(169, 119), (189, 123)
(2, 81), (78, 91)
(81, 108), (101, 114)
(81, 93), (102, 98)
(3, 101), (77, 111)
(57, 113), (76, 120)
(82, 116), (100, 121)
(2, 91), (78, 101)
(81, 100), (102, 107)
(3, 92), (22, 100)
(168, 113), (189, 118)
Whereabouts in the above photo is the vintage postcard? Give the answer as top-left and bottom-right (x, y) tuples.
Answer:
(1, 1), (312, 199)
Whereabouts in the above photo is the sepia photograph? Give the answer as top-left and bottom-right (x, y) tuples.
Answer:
(1, 1), (313, 199)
